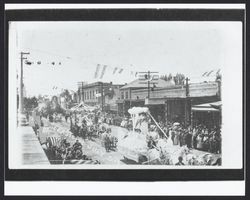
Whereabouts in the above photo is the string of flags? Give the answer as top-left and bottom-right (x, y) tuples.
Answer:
(202, 69), (221, 77)
(25, 60), (62, 66)
(93, 64), (138, 79)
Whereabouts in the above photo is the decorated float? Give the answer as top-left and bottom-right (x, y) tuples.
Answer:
(117, 107), (169, 164)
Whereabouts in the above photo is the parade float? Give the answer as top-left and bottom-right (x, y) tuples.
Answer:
(117, 107), (169, 164)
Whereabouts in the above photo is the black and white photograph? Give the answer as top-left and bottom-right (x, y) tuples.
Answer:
(8, 20), (243, 168)
(4, 3), (246, 197)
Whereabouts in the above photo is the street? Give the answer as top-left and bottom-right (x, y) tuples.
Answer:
(40, 117), (221, 165)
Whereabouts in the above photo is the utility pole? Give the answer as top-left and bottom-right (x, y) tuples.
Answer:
(18, 52), (30, 119)
(185, 77), (190, 126)
(138, 71), (159, 99)
(101, 82), (104, 111)
(81, 82), (84, 102)
(147, 71), (150, 98)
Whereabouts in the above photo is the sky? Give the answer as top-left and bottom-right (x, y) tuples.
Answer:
(9, 21), (242, 97)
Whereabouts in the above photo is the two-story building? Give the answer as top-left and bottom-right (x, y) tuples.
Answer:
(77, 81), (124, 112)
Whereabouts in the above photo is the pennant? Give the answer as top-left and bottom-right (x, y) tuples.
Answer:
(100, 65), (107, 79)
(113, 67), (118, 74)
(94, 64), (101, 78)
(118, 68), (123, 74)
(202, 72), (207, 77)
(25, 60), (32, 65)
(206, 70), (214, 76)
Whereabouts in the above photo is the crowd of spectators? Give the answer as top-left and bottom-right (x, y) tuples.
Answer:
(157, 121), (221, 154)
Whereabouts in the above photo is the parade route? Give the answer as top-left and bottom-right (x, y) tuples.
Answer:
(40, 118), (221, 165)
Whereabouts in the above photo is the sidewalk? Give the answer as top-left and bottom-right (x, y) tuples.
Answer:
(20, 126), (50, 165)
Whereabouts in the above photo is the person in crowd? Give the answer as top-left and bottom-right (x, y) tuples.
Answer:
(65, 114), (68, 122)
(170, 128), (175, 145)
(173, 127), (180, 145)
(185, 130), (192, 149)
(72, 140), (82, 151)
(175, 156), (185, 165)
(192, 126), (198, 149)
(103, 128), (112, 152)
(196, 133), (203, 150)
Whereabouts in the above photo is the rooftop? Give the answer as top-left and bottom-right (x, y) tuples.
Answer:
(120, 78), (174, 90)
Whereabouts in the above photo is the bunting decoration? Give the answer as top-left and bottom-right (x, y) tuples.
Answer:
(202, 72), (207, 77)
(113, 67), (118, 74)
(94, 64), (101, 78)
(206, 70), (214, 76)
(100, 65), (107, 79)
(25, 60), (33, 65)
(118, 68), (123, 74)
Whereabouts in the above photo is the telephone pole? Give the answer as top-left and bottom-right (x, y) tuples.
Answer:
(19, 52), (30, 115)
(138, 71), (159, 99)
(185, 77), (190, 126)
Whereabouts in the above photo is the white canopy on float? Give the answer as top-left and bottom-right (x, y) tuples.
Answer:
(128, 107), (149, 115)
(70, 101), (97, 112)
(127, 107), (168, 139)
(128, 107), (149, 133)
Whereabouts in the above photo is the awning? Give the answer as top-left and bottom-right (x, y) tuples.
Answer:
(145, 98), (165, 105)
(192, 101), (221, 112)
(192, 107), (219, 112)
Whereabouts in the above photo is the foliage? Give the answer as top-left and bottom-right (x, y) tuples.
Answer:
(160, 73), (185, 85)
(23, 96), (38, 111)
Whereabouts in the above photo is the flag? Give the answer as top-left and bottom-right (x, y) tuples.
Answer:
(113, 67), (118, 74)
(202, 72), (207, 77)
(94, 64), (101, 78)
(25, 60), (32, 65)
(207, 70), (214, 76)
(118, 68), (123, 74)
(100, 65), (107, 79)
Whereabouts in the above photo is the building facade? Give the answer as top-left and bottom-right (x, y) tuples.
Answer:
(77, 81), (124, 111)
(117, 80), (221, 126)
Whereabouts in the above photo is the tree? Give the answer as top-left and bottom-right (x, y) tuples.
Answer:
(161, 73), (185, 85)
(60, 89), (72, 103)
(173, 73), (185, 85)
(23, 96), (38, 112)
